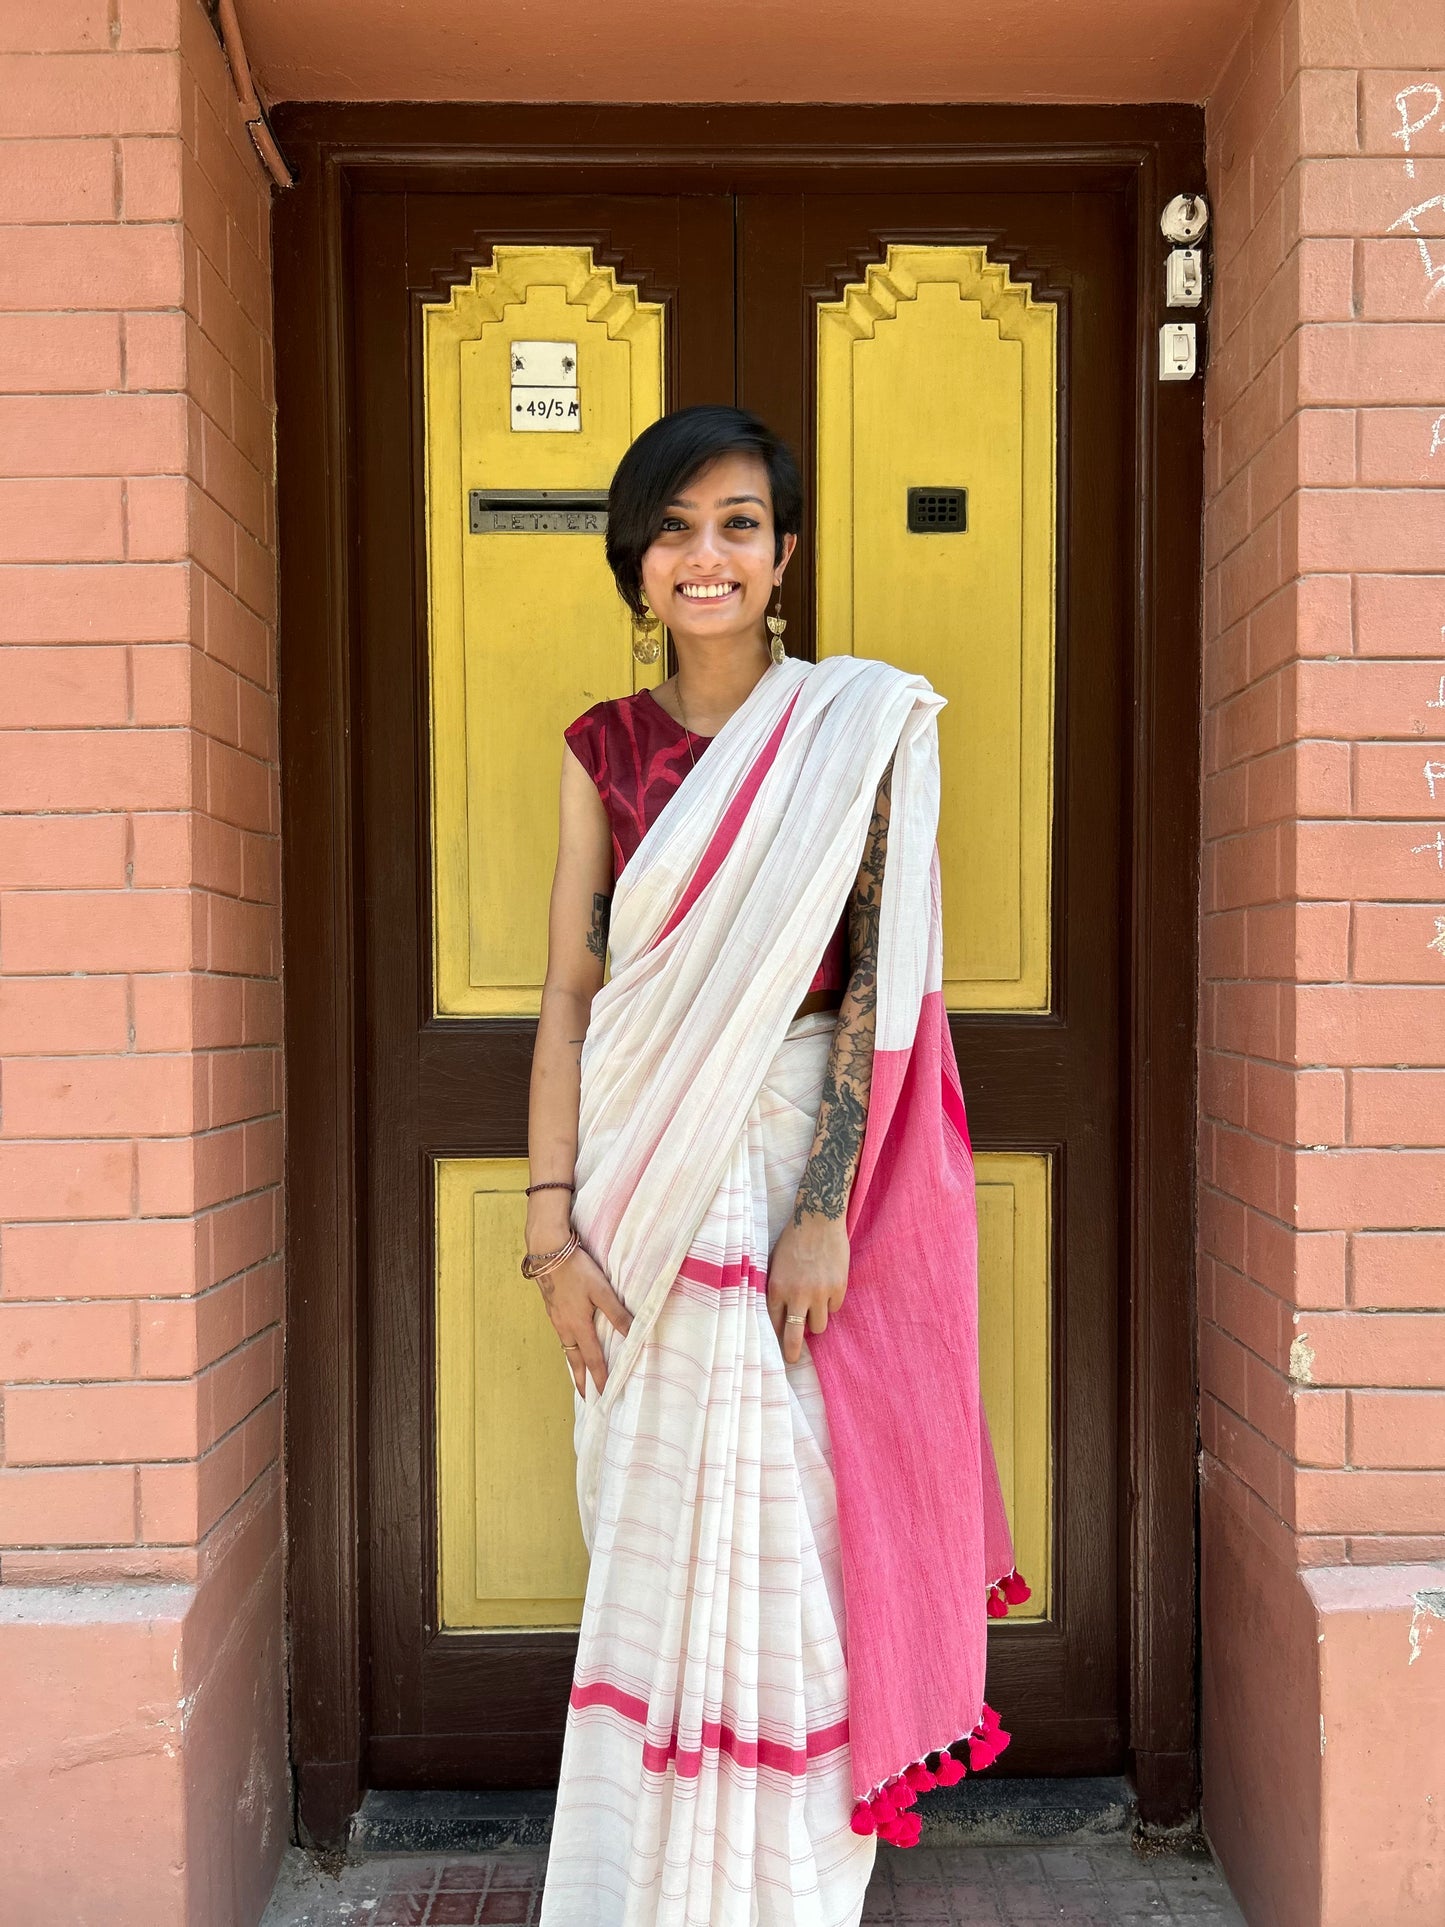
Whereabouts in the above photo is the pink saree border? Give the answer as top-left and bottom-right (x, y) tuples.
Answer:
(650, 689), (802, 952)
(676, 1253), (769, 1294)
(569, 1679), (850, 1779)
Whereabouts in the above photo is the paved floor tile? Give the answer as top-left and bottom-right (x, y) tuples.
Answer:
(262, 1834), (1247, 1927)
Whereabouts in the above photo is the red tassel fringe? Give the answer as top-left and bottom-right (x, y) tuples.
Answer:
(848, 1698), (1014, 1844)
(986, 1565), (1032, 1619)
(849, 1566), (1030, 1849)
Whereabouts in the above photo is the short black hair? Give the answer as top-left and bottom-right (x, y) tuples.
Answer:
(605, 405), (803, 618)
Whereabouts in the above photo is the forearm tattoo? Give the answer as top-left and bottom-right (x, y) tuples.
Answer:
(793, 759), (893, 1225)
(585, 890), (611, 962)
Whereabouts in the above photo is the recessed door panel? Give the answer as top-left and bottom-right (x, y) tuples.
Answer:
(816, 246), (1056, 1013)
(436, 1157), (589, 1629)
(975, 1151), (1053, 1622)
(425, 247), (666, 1017)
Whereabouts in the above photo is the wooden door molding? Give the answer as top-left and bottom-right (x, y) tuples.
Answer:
(275, 102), (1204, 1847)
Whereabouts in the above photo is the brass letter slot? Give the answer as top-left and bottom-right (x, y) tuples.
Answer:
(468, 489), (609, 535)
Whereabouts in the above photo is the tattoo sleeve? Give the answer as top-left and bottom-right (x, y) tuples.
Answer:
(585, 890), (611, 963)
(792, 758), (893, 1225)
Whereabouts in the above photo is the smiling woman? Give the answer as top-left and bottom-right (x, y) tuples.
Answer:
(523, 406), (1025, 1924)
(602, 404), (805, 676)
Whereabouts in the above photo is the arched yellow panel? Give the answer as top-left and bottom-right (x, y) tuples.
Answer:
(816, 245), (1057, 1012)
(424, 246), (665, 1017)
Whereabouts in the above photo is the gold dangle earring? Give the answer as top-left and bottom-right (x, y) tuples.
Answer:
(766, 582), (788, 665)
(631, 595), (662, 666)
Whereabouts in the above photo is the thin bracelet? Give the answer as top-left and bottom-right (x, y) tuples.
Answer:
(525, 1180), (575, 1196)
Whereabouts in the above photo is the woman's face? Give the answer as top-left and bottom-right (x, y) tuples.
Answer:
(639, 451), (796, 651)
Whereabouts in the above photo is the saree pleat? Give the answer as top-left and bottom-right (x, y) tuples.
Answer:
(541, 1015), (875, 1927)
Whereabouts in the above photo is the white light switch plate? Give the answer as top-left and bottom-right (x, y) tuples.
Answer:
(1159, 321), (1197, 381)
(1165, 248), (1203, 307)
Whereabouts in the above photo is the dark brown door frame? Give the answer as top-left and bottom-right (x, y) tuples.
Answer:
(273, 102), (1205, 1849)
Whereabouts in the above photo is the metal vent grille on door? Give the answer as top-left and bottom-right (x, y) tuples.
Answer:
(907, 486), (968, 532)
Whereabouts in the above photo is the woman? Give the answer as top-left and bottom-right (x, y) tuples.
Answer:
(525, 406), (1028, 1926)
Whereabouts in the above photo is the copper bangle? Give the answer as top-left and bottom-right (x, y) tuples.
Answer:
(520, 1230), (579, 1281)
(525, 1180), (575, 1196)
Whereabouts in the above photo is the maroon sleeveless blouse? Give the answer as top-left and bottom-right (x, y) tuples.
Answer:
(563, 687), (847, 993)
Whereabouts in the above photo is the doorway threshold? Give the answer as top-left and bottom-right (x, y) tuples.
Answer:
(349, 1777), (1138, 1857)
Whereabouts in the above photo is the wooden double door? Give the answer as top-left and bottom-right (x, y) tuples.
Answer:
(279, 114), (1201, 1833)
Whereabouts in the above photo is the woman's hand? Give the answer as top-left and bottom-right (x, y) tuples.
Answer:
(767, 1216), (848, 1365)
(533, 1242), (633, 1396)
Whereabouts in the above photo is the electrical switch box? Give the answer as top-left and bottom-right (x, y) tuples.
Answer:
(1159, 322), (1197, 382)
(1165, 248), (1203, 308)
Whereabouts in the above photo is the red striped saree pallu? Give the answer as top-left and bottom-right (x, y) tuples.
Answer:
(540, 657), (1026, 1927)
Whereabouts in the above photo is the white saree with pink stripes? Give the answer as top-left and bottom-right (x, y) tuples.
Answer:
(540, 655), (1028, 1927)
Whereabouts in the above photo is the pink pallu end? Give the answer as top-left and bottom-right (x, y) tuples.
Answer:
(818, 899), (1028, 1839)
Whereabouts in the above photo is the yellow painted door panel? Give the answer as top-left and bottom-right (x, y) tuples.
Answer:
(975, 1151), (1053, 1621)
(436, 1157), (589, 1630)
(816, 245), (1057, 1013)
(424, 246), (665, 1017)
(435, 1152), (1048, 1632)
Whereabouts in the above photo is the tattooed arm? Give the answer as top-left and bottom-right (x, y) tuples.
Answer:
(768, 757), (893, 1365)
(794, 761), (890, 1223)
(527, 746), (633, 1395)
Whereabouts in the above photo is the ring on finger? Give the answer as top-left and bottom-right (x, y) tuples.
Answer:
(561, 1341), (581, 1352)
(784, 1313), (807, 1326)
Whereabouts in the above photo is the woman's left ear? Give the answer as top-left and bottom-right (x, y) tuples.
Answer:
(777, 531), (799, 576)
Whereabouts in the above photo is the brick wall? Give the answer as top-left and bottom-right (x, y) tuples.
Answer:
(0, 0), (280, 1590)
(1200, 0), (1445, 1920)
(0, 1), (285, 1919)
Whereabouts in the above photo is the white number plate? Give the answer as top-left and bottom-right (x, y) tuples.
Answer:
(510, 388), (581, 431)
(510, 339), (580, 432)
